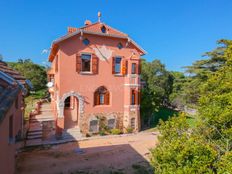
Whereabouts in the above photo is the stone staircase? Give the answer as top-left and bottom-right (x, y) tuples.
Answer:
(26, 103), (55, 146)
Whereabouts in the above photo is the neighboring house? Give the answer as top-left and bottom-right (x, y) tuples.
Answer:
(47, 15), (146, 136)
(0, 70), (26, 174)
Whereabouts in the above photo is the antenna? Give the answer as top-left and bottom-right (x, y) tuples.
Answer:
(98, 11), (101, 22)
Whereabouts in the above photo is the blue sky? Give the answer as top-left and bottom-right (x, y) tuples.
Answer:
(0, 0), (232, 71)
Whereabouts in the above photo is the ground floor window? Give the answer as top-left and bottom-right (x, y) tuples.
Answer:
(89, 119), (99, 133)
(108, 118), (116, 129)
(131, 118), (135, 129)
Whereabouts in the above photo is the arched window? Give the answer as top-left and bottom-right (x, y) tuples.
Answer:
(65, 96), (71, 108)
(94, 86), (110, 105)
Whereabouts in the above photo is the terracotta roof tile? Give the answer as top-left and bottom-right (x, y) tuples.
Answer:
(79, 22), (128, 37)
(0, 61), (26, 84)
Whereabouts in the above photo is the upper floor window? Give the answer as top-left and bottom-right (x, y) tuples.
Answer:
(81, 54), (91, 72)
(83, 38), (90, 45)
(131, 89), (136, 105)
(132, 63), (137, 74)
(117, 43), (123, 49)
(114, 57), (122, 74)
(101, 26), (106, 33)
(94, 86), (110, 105)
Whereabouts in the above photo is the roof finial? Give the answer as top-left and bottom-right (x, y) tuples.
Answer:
(98, 11), (101, 22)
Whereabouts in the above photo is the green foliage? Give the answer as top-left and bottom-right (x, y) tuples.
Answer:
(110, 129), (121, 135)
(140, 59), (174, 125)
(152, 107), (179, 127)
(126, 127), (133, 133)
(151, 40), (232, 173)
(8, 59), (47, 90)
(151, 114), (218, 174)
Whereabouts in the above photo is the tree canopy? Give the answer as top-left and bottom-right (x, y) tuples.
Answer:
(151, 39), (232, 173)
(8, 59), (47, 90)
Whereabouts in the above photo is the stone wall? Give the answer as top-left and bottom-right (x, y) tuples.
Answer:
(80, 112), (124, 135)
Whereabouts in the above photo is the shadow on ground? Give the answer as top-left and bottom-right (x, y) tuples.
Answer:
(17, 143), (153, 174)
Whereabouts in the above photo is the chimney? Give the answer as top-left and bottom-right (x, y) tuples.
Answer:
(67, 27), (77, 34)
(85, 20), (92, 26)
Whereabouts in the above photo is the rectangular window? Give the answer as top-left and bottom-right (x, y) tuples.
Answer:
(131, 89), (136, 105)
(99, 93), (105, 105)
(114, 57), (122, 74)
(9, 115), (14, 143)
(132, 63), (136, 74)
(81, 54), (91, 72)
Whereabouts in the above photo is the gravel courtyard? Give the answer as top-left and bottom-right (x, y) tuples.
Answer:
(16, 132), (158, 174)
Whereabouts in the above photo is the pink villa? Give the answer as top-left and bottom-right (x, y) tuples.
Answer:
(47, 14), (146, 137)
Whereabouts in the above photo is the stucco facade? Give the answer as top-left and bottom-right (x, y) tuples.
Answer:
(47, 19), (146, 136)
(0, 70), (25, 174)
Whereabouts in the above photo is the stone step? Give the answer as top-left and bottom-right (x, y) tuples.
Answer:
(30, 118), (54, 123)
(27, 134), (42, 140)
(28, 127), (42, 132)
(28, 131), (42, 136)
(64, 128), (80, 133)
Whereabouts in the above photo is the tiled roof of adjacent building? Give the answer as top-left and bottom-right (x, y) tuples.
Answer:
(0, 71), (20, 123)
(0, 60), (26, 85)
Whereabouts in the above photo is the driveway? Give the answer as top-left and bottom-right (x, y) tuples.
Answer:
(17, 132), (158, 174)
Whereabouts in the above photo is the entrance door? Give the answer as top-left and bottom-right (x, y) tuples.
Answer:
(64, 96), (79, 129)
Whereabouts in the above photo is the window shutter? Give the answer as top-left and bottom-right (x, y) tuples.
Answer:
(134, 90), (137, 105)
(76, 54), (81, 73)
(105, 91), (110, 105)
(112, 57), (115, 74)
(122, 59), (128, 75)
(138, 62), (141, 74)
(137, 90), (141, 105)
(92, 54), (99, 74)
(94, 91), (99, 105)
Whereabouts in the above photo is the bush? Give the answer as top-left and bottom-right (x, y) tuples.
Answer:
(110, 129), (122, 135)
(126, 127), (133, 133)
(99, 130), (106, 136)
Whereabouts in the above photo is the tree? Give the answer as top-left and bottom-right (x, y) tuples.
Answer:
(140, 59), (173, 126)
(8, 59), (47, 90)
(0, 54), (3, 61)
(151, 40), (232, 173)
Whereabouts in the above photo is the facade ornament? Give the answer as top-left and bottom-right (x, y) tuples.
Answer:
(93, 45), (113, 61)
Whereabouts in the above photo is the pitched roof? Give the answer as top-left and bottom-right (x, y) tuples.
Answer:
(79, 22), (128, 37)
(0, 60), (26, 85)
(0, 71), (20, 123)
(49, 21), (146, 62)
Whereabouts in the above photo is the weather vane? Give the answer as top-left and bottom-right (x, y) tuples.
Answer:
(98, 11), (101, 22)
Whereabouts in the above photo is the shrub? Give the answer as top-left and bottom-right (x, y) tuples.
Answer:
(110, 129), (122, 135)
(126, 127), (134, 133)
(99, 130), (106, 136)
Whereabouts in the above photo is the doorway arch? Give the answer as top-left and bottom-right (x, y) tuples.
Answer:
(58, 91), (84, 128)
